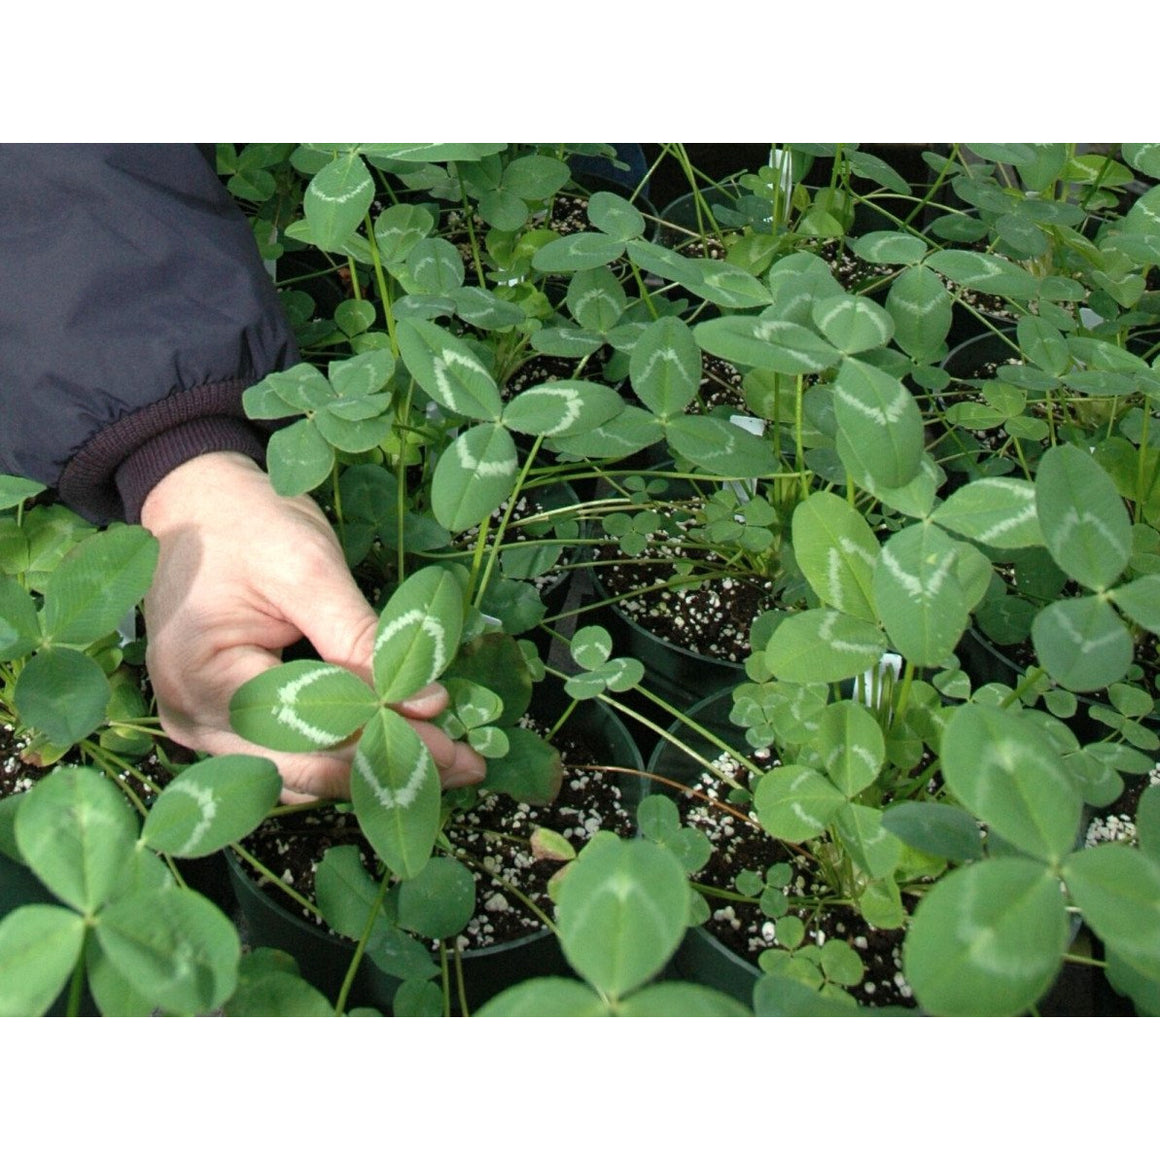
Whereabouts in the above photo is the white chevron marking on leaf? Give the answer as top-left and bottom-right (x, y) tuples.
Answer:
(375, 609), (449, 675)
(165, 781), (217, 857)
(835, 382), (910, 426)
(354, 745), (428, 809)
(275, 667), (349, 747)
(879, 543), (955, 601)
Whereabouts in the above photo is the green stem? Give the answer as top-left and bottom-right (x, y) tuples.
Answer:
(66, 928), (89, 1017)
(363, 211), (399, 355)
(229, 841), (323, 923)
(471, 436), (545, 610)
(893, 659), (917, 724)
(334, 867), (391, 1017)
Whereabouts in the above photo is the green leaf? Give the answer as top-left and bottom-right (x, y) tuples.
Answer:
(885, 265), (953, 362)
(328, 349), (395, 397)
(14, 766), (136, 914)
(396, 318), (503, 421)
(791, 492), (878, 620)
(96, 888), (240, 1015)
(243, 373), (310, 420)
(812, 700), (884, 797)
(502, 381), (623, 438)
(0, 576), (42, 661)
(13, 647), (111, 748)
(41, 524), (158, 646)
(754, 764), (846, 842)
(141, 755), (282, 858)
(228, 660), (378, 753)
(629, 316), (702, 419)
(482, 725), (564, 805)
(752, 973), (859, 1017)
(373, 202), (435, 264)
(84, 939), (158, 1016)
(430, 424), (519, 534)
(565, 266), (627, 332)
(1109, 573), (1160, 633)
(501, 153), (570, 201)
(1137, 784), (1160, 862)
(617, 981), (752, 1016)
(532, 231), (626, 273)
(314, 409), (392, 454)
(881, 801), (985, 863)
(554, 836), (689, 1000)
(334, 299), (376, 338)
(811, 294), (894, 354)
(1062, 843), (1160, 979)
(304, 153), (375, 252)
(1017, 316), (1069, 376)
(224, 947), (336, 1016)
(765, 609), (888, 684)
(941, 704), (1082, 862)
(313, 847), (437, 982)
(529, 326), (606, 358)
(1031, 596), (1134, 692)
(924, 248), (1040, 299)
(664, 414), (780, 477)
(476, 977), (609, 1016)
(373, 566), (463, 701)
(0, 905), (86, 1016)
(932, 477), (1043, 550)
(547, 404), (664, 461)
(695, 315), (841, 375)
(362, 144), (506, 164)
(570, 624), (613, 669)
(874, 523), (971, 667)
(265, 419), (335, 497)
(833, 357), (924, 490)
(396, 855), (476, 940)
(903, 858), (1069, 1016)
(834, 802), (903, 880)
(351, 707), (440, 879)
(406, 237), (465, 294)
(850, 230), (927, 266)
(689, 259), (773, 310)
(450, 286), (526, 330)
(586, 190), (646, 241)
(1035, 443), (1130, 590)
(1123, 143), (1160, 179)
(0, 474), (45, 511)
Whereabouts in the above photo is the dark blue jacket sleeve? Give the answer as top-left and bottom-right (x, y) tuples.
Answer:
(0, 144), (298, 523)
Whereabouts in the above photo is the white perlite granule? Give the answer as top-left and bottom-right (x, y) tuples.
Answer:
(1084, 763), (1160, 849)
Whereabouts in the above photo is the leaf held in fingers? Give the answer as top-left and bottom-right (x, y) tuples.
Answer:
(373, 566), (464, 701)
(229, 660), (378, 753)
(351, 707), (440, 880)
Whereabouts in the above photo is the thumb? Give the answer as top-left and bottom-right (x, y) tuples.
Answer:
(280, 565), (379, 686)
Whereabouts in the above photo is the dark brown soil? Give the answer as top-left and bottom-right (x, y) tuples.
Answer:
(672, 757), (917, 1009)
(235, 712), (639, 952)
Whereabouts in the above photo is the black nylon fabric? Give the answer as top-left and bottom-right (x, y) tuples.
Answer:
(0, 143), (296, 499)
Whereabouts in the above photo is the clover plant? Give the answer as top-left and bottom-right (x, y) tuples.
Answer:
(0, 474), (159, 763)
(0, 754), (280, 1015)
(9, 143), (1160, 1017)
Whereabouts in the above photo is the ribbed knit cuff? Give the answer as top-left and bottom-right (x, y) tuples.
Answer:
(115, 416), (267, 524)
(57, 378), (268, 524)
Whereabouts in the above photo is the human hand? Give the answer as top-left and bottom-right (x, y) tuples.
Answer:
(139, 451), (486, 803)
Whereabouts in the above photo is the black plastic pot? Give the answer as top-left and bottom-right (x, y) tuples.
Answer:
(228, 687), (644, 1015)
(579, 478), (756, 734)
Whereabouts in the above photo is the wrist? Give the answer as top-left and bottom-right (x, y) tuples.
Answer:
(117, 415), (266, 525)
(140, 450), (265, 533)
